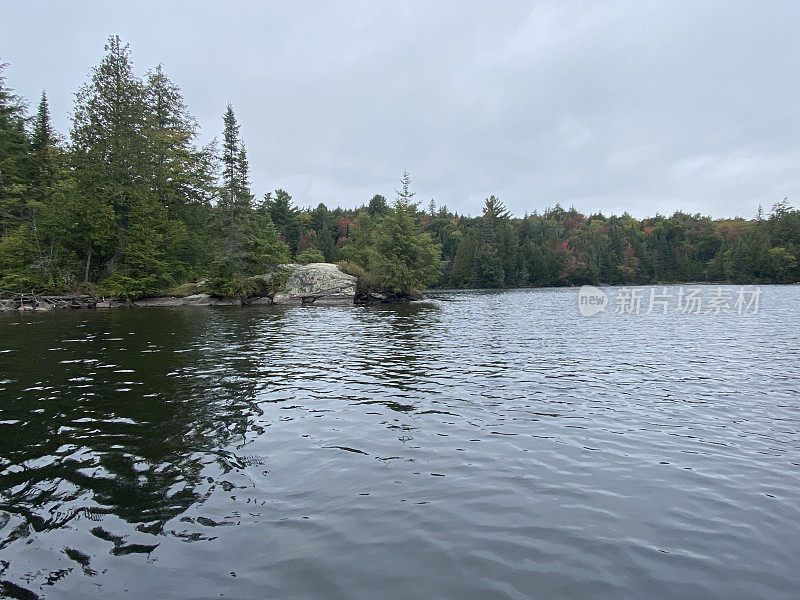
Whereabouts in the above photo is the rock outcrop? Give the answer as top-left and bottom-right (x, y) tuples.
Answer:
(0, 263), (359, 312)
(96, 294), (240, 308)
(0, 294), (97, 311)
(271, 263), (356, 306)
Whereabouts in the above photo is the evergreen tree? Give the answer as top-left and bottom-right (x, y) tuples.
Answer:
(237, 144), (251, 204)
(367, 194), (389, 217)
(450, 230), (478, 287)
(68, 36), (214, 294)
(397, 170), (415, 204)
(144, 64), (217, 274)
(217, 105), (248, 265)
(263, 188), (301, 251)
(72, 36), (147, 220)
(213, 106), (287, 280)
(70, 35), (149, 279)
(473, 196), (512, 287)
(310, 202), (336, 261)
(367, 172), (441, 294)
(220, 103), (248, 210)
(31, 91), (53, 151)
(0, 61), (34, 234)
(31, 91), (57, 196)
(144, 64), (215, 207)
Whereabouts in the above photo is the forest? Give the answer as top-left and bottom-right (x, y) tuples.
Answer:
(1, 37), (799, 300)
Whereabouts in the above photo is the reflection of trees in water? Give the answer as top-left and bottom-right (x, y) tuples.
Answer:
(0, 302), (442, 543)
(368, 300), (440, 334)
(352, 301), (443, 411)
(0, 307), (288, 536)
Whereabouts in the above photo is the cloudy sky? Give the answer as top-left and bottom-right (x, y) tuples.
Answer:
(2, 1), (799, 218)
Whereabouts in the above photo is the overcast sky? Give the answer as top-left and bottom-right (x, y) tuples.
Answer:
(2, 1), (799, 218)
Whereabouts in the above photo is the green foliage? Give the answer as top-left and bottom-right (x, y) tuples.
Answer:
(204, 271), (280, 299)
(101, 273), (165, 300)
(0, 61), (35, 233)
(263, 189), (302, 251)
(204, 276), (258, 299)
(0, 224), (40, 290)
(336, 260), (366, 280)
(366, 174), (442, 295)
(367, 194), (389, 217)
(296, 248), (325, 264)
(450, 230), (477, 287)
(165, 281), (204, 296)
(240, 212), (290, 274)
(336, 260), (369, 297)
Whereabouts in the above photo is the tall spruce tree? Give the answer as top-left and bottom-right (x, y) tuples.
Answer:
(213, 105), (287, 281)
(367, 172), (441, 294)
(30, 91), (58, 199)
(145, 64), (202, 207)
(263, 189), (301, 252)
(220, 104), (247, 209)
(70, 36), (196, 294)
(143, 64), (217, 273)
(70, 35), (147, 279)
(31, 91), (53, 151)
(0, 61), (34, 234)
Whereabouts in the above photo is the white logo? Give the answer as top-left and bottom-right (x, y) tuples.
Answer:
(578, 285), (608, 316)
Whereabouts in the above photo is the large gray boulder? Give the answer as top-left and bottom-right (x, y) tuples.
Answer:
(272, 263), (356, 306)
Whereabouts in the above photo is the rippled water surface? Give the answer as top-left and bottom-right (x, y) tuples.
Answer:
(1, 286), (799, 599)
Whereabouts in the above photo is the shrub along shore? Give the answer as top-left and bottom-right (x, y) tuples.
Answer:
(0, 262), (422, 311)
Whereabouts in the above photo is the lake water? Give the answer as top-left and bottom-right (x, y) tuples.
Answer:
(1, 286), (799, 599)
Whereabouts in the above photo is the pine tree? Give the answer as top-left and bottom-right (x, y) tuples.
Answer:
(235, 143), (252, 208)
(31, 91), (53, 151)
(70, 36), (198, 292)
(396, 170), (416, 205)
(218, 105), (250, 267)
(144, 64), (214, 207)
(263, 189), (301, 251)
(212, 105), (287, 279)
(221, 103), (241, 210)
(72, 35), (147, 216)
(143, 64), (217, 275)
(367, 172), (441, 294)
(70, 35), (150, 283)
(29, 91), (58, 198)
(472, 195), (511, 287)
(0, 61), (34, 233)
(367, 194), (389, 217)
(450, 230), (478, 287)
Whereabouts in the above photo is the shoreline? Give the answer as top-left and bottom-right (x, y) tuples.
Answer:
(1, 282), (792, 313)
(0, 292), (354, 312)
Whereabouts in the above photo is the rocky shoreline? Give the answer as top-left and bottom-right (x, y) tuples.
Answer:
(0, 294), (99, 311)
(0, 263), (405, 312)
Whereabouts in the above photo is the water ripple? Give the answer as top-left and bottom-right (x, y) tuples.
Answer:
(0, 286), (798, 599)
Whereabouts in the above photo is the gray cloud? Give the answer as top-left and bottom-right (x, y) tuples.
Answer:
(2, 0), (798, 218)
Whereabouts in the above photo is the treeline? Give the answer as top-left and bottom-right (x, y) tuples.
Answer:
(1, 37), (799, 300)
(0, 37), (439, 299)
(435, 197), (800, 287)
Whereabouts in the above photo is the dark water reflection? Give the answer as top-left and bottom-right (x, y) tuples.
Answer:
(1, 287), (799, 599)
